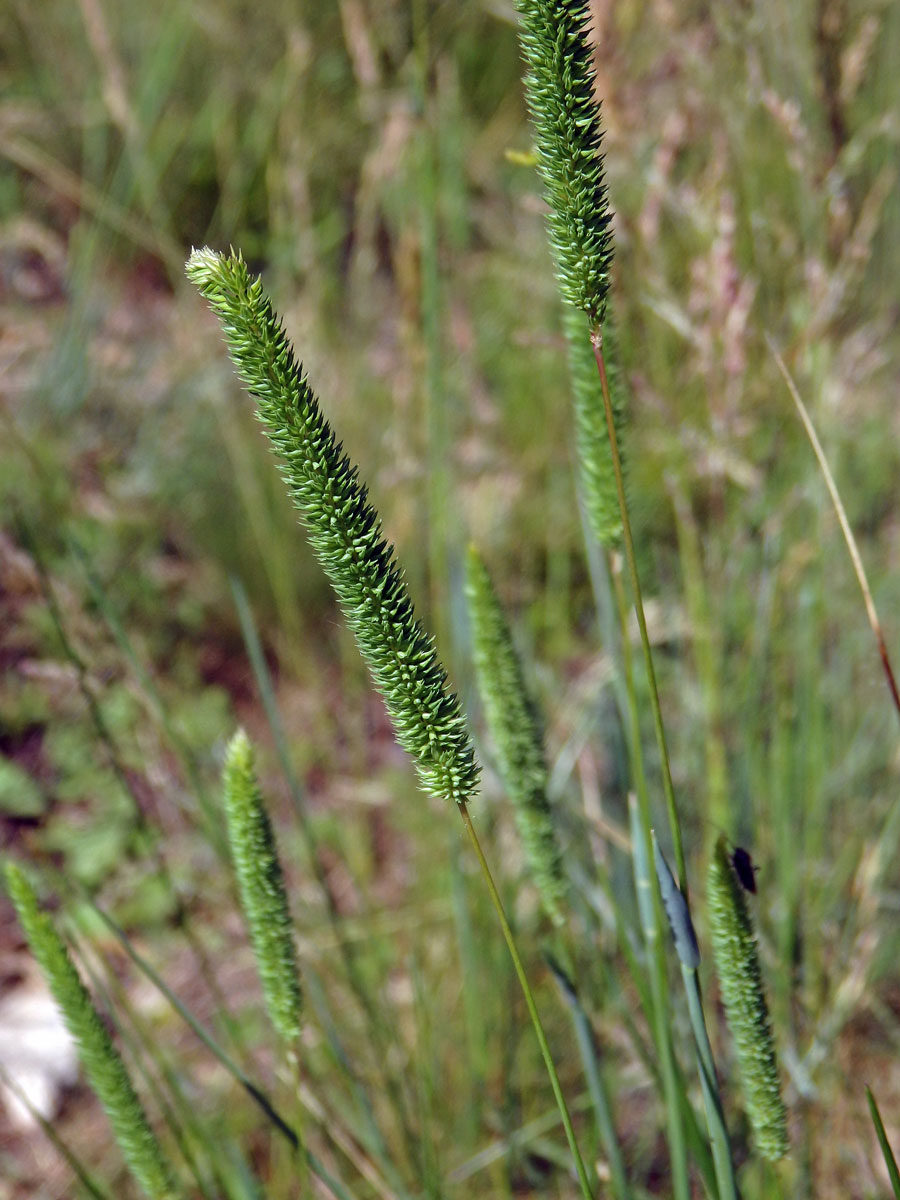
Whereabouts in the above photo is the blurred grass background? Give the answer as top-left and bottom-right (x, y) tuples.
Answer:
(2, 0), (900, 1196)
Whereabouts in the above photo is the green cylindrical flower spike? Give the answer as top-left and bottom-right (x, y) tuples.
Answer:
(516, 0), (614, 326)
(3, 863), (176, 1200)
(564, 304), (626, 549)
(222, 730), (302, 1047)
(187, 249), (478, 807)
(707, 836), (788, 1162)
(465, 547), (566, 925)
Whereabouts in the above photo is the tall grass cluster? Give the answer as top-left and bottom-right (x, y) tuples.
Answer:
(3, 0), (900, 1197)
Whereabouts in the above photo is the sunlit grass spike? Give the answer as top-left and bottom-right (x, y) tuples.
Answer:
(187, 248), (479, 807)
(3, 862), (176, 1200)
(516, 0), (614, 325)
(707, 836), (787, 1162)
(465, 546), (566, 925)
(223, 729), (302, 1048)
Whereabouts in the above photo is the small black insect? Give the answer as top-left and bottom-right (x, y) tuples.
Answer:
(730, 846), (758, 894)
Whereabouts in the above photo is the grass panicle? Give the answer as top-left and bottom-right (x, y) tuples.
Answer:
(2, 862), (176, 1200)
(515, 0), (614, 325)
(187, 248), (478, 807)
(708, 836), (788, 1163)
(565, 305), (626, 549)
(465, 546), (566, 925)
(222, 729), (302, 1048)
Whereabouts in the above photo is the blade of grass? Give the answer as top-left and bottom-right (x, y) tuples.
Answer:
(546, 956), (632, 1200)
(770, 344), (900, 1082)
(447, 1092), (593, 1184)
(0, 1062), (115, 1200)
(769, 338), (900, 724)
(412, 0), (452, 653)
(867, 1085), (900, 1198)
(450, 846), (488, 1137)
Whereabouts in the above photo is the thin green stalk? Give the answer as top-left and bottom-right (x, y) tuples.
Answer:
(627, 798), (691, 1200)
(591, 332), (687, 892)
(682, 968), (738, 1200)
(770, 340), (900, 725)
(609, 560), (690, 1200)
(450, 848), (488, 1134)
(447, 1092), (594, 1185)
(0, 1062), (114, 1200)
(458, 804), (594, 1200)
(412, 0), (452, 650)
(547, 958), (632, 1200)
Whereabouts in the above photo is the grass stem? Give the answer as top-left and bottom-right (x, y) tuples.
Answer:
(458, 804), (594, 1200)
(590, 329), (687, 892)
(769, 339), (900, 725)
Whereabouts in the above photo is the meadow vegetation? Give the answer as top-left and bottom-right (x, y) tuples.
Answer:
(2, 0), (900, 1196)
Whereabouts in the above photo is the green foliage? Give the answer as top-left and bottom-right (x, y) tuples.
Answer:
(465, 546), (566, 925)
(564, 304), (626, 548)
(0, 755), (46, 817)
(186, 248), (479, 807)
(708, 836), (788, 1163)
(2, 862), (176, 1200)
(222, 729), (302, 1048)
(515, 0), (614, 325)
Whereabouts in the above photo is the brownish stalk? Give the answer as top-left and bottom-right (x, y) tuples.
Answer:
(769, 338), (900, 726)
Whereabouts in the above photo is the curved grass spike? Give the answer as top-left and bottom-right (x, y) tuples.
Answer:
(222, 730), (302, 1048)
(187, 248), (478, 807)
(2, 862), (177, 1200)
(565, 304), (626, 549)
(516, 0), (614, 325)
(708, 836), (788, 1162)
(465, 546), (566, 925)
